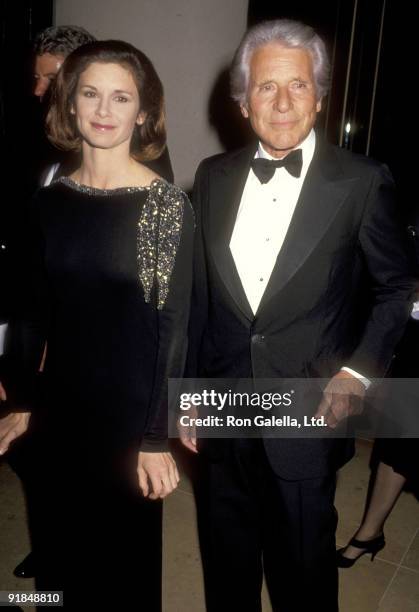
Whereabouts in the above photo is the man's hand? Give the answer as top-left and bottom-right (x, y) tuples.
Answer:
(0, 411), (31, 455)
(314, 370), (365, 429)
(137, 451), (180, 500)
(178, 403), (198, 454)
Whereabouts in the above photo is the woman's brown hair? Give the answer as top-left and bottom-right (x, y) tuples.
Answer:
(46, 40), (166, 161)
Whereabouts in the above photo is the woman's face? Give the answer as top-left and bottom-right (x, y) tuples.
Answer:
(72, 61), (144, 151)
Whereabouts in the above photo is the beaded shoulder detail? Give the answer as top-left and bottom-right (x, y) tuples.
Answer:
(55, 176), (189, 309)
(137, 180), (190, 309)
(56, 176), (150, 196)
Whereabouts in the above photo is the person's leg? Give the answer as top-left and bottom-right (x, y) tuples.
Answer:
(66, 456), (163, 612)
(70, 490), (163, 611)
(263, 470), (338, 612)
(339, 461), (405, 561)
(197, 440), (265, 612)
(34, 447), (163, 612)
(8, 442), (38, 580)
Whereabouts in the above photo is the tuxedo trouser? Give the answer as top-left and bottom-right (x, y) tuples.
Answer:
(198, 438), (338, 612)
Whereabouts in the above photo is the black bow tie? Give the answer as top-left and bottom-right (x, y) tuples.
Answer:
(251, 148), (303, 183)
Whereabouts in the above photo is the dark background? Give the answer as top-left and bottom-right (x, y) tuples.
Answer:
(0, 0), (53, 197)
(0, 0), (53, 322)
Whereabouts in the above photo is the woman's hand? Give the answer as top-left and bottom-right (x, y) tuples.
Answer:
(137, 451), (180, 500)
(0, 410), (31, 455)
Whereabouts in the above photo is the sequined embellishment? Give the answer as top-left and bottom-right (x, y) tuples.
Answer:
(57, 176), (149, 196)
(56, 176), (188, 310)
(137, 179), (186, 309)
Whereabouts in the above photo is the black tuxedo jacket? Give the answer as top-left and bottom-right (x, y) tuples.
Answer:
(187, 137), (416, 479)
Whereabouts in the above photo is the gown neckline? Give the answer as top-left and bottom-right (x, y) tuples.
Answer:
(56, 176), (164, 197)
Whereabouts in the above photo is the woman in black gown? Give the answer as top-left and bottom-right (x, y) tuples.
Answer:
(9, 40), (194, 610)
(336, 215), (419, 569)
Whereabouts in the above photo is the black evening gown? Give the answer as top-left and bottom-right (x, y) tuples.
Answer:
(14, 177), (194, 610)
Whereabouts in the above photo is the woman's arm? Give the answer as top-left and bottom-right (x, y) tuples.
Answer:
(137, 187), (194, 497)
(1, 194), (49, 451)
(0, 410), (31, 455)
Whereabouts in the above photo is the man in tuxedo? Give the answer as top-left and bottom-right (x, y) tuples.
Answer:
(181, 19), (415, 612)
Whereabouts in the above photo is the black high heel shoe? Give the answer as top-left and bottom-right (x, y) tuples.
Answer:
(336, 533), (385, 568)
(13, 551), (36, 578)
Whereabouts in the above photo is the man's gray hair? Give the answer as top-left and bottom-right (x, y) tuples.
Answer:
(33, 25), (96, 58)
(231, 19), (330, 105)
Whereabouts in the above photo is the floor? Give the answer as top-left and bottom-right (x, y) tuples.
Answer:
(0, 439), (418, 611)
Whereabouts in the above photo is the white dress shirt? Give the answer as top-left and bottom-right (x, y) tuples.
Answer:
(230, 129), (315, 315)
(229, 129), (369, 387)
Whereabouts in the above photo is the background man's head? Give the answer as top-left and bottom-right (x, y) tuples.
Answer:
(230, 19), (330, 157)
(33, 25), (96, 99)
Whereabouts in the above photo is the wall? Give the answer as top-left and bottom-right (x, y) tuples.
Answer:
(55, 0), (248, 188)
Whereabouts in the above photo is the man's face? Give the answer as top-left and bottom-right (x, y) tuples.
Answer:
(33, 53), (65, 99)
(241, 44), (322, 158)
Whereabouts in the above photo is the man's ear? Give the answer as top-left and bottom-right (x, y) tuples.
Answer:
(316, 98), (322, 113)
(240, 103), (249, 119)
(70, 106), (75, 115)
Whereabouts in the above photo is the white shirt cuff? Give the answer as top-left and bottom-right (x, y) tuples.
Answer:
(0, 323), (8, 356)
(411, 301), (419, 320)
(341, 366), (371, 389)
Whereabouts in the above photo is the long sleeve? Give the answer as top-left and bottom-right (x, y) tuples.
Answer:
(346, 164), (418, 378)
(6, 194), (49, 409)
(140, 191), (194, 451)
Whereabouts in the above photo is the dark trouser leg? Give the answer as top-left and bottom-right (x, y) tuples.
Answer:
(199, 440), (264, 612)
(263, 469), (338, 612)
(198, 440), (338, 612)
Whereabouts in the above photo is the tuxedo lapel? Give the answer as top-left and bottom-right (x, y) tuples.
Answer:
(257, 140), (357, 314)
(209, 146), (256, 322)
